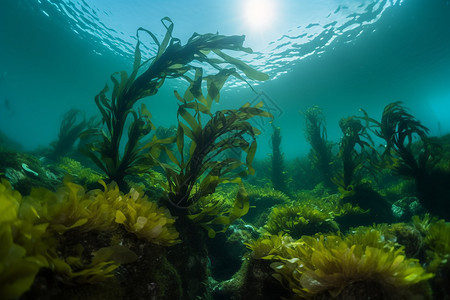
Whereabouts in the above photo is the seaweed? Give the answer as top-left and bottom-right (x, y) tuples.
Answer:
(359, 102), (448, 218)
(156, 88), (272, 214)
(270, 124), (287, 193)
(80, 17), (269, 189)
(47, 109), (97, 161)
(302, 106), (335, 190)
(246, 229), (433, 299)
(333, 116), (376, 195)
(263, 204), (339, 239)
(359, 102), (439, 179)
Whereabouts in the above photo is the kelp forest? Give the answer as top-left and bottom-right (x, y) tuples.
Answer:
(1, 18), (450, 300)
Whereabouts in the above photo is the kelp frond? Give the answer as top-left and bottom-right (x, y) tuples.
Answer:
(80, 17), (269, 189)
(155, 88), (272, 212)
(302, 105), (334, 189)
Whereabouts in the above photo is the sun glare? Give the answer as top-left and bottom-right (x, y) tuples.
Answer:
(244, 0), (276, 31)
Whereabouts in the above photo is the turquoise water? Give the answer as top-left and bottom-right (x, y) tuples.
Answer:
(2, 1), (450, 299)
(1, 0), (450, 158)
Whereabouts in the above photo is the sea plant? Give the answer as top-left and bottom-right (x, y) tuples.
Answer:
(270, 124), (287, 193)
(332, 116), (375, 196)
(359, 102), (439, 178)
(264, 204), (338, 239)
(0, 179), (48, 299)
(359, 102), (446, 217)
(246, 228), (433, 299)
(47, 109), (97, 161)
(302, 106), (335, 189)
(412, 216), (450, 298)
(0, 174), (183, 298)
(80, 17), (268, 189)
(186, 182), (250, 238)
(155, 86), (272, 214)
(25, 179), (180, 246)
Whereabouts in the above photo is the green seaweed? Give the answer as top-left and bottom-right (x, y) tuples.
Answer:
(333, 116), (375, 196)
(270, 124), (287, 193)
(247, 229), (433, 299)
(156, 88), (272, 213)
(80, 17), (269, 189)
(263, 203), (339, 239)
(47, 109), (98, 161)
(359, 102), (448, 218)
(359, 102), (439, 178)
(302, 106), (335, 190)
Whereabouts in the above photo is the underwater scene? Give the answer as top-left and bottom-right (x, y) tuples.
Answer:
(1, 0), (450, 299)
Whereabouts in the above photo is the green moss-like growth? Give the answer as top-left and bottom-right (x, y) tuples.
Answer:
(56, 157), (103, 186)
(46, 109), (97, 161)
(264, 204), (339, 239)
(243, 185), (291, 225)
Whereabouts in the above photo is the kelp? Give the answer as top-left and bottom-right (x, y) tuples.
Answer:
(359, 102), (440, 179)
(271, 124), (287, 193)
(359, 102), (450, 219)
(187, 182), (250, 238)
(154, 86), (272, 213)
(80, 17), (269, 189)
(47, 109), (97, 161)
(332, 116), (376, 196)
(302, 106), (335, 189)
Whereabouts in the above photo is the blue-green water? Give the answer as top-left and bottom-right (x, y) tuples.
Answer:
(1, 0), (450, 158)
(1, 1), (450, 299)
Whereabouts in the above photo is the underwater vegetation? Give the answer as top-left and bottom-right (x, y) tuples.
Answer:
(412, 215), (450, 298)
(242, 185), (291, 226)
(157, 86), (271, 214)
(0, 177), (179, 299)
(46, 109), (98, 161)
(80, 17), (269, 190)
(54, 157), (103, 187)
(0, 17), (275, 300)
(2, 9), (450, 298)
(302, 106), (335, 190)
(263, 203), (339, 239)
(0, 177), (180, 299)
(359, 102), (450, 219)
(270, 124), (287, 193)
(246, 227), (433, 299)
(332, 116), (375, 196)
